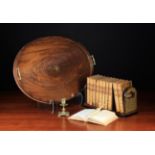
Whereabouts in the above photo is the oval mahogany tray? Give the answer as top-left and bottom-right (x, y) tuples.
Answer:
(13, 36), (94, 103)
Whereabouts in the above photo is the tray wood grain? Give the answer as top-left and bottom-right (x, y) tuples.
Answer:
(13, 36), (94, 103)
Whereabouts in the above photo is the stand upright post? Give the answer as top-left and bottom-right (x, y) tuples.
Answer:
(58, 98), (70, 117)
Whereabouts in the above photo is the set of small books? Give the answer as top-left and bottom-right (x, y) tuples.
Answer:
(86, 74), (137, 116)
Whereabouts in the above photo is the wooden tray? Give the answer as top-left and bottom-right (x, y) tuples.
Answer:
(13, 36), (94, 103)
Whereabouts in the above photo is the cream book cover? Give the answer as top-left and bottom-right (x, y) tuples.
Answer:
(68, 109), (118, 126)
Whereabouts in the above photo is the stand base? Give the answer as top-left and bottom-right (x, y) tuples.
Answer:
(58, 111), (70, 117)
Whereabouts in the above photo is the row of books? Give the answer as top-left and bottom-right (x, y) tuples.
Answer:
(86, 75), (132, 114)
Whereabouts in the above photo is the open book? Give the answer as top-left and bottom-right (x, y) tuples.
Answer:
(68, 109), (118, 126)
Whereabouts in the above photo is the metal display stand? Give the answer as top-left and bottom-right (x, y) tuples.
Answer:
(76, 92), (84, 105)
(49, 100), (55, 114)
(35, 92), (84, 117)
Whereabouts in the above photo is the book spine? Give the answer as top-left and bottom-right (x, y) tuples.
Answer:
(104, 79), (108, 110)
(94, 78), (97, 107)
(96, 79), (99, 108)
(89, 77), (92, 106)
(100, 80), (103, 109)
(87, 77), (90, 104)
(107, 79), (109, 110)
(91, 78), (94, 106)
(97, 79), (100, 108)
(100, 80), (103, 108)
(117, 82), (122, 113)
(92, 78), (95, 106)
(99, 80), (103, 108)
(108, 82), (113, 110)
(113, 82), (120, 112)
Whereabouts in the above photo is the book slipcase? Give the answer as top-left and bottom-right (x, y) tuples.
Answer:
(85, 75), (137, 116)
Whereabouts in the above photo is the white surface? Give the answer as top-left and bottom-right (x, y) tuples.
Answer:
(0, 132), (155, 155)
(0, 0), (155, 22)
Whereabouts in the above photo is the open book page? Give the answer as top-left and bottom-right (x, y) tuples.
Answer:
(87, 110), (118, 126)
(69, 109), (118, 126)
(68, 109), (95, 122)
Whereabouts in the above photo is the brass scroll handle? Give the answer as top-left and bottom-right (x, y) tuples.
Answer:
(17, 67), (22, 81)
(124, 87), (136, 98)
(90, 55), (96, 66)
